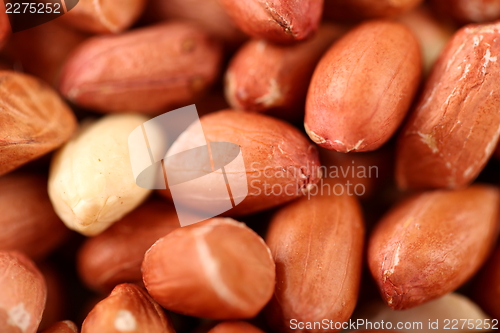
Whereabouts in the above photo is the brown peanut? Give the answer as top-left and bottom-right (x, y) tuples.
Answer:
(59, 22), (222, 114)
(225, 24), (345, 120)
(396, 22), (500, 190)
(218, 0), (323, 44)
(265, 192), (364, 332)
(142, 218), (275, 319)
(305, 20), (422, 152)
(368, 185), (500, 310)
(77, 200), (179, 293)
(0, 172), (70, 259)
(0, 71), (77, 176)
(160, 109), (321, 216)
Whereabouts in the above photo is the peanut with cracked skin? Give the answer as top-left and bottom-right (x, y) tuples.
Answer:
(142, 218), (275, 319)
(305, 20), (422, 152)
(265, 191), (364, 333)
(59, 22), (222, 114)
(77, 199), (179, 293)
(396, 22), (500, 190)
(218, 0), (323, 44)
(225, 24), (345, 121)
(81, 283), (175, 333)
(159, 109), (321, 216)
(0, 251), (47, 333)
(60, 0), (147, 34)
(0, 71), (77, 176)
(368, 185), (500, 310)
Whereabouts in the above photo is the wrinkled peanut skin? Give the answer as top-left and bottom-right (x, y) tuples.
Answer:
(305, 20), (421, 152)
(474, 246), (500, 319)
(265, 192), (364, 333)
(323, 0), (423, 20)
(368, 185), (500, 310)
(82, 283), (175, 333)
(396, 22), (500, 190)
(159, 110), (321, 216)
(60, 0), (147, 34)
(225, 24), (345, 121)
(59, 23), (222, 114)
(142, 218), (275, 319)
(0, 251), (47, 333)
(0, 173), (70, 260)
(0, 71), (77, 176)
(208, 321), (266, 333)
(218, 0), (323, 44)
(431, 0), (500, 24)
(77, 200), (179, 293)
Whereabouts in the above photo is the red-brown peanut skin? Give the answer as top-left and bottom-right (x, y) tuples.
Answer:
(145, 0), (247, 50)
(265, 193), (364, 333)
(323, 0), (423, 20)
(431, 0), (500, 24)
(60, 0), (147, 34)
(142, 218), (276, 319)
(0, 71), (77, 176)
(396, 23), (500, 190)
(368, 185), (500, 310)
(59, 22), (222, 114)
(474, 246), (500, 319)
(225, 24), (345, 120)
(305, 20), (422, 153)
(82, 284), (175, 333)
(208, 321), (265, 333)
(0, 251), (47, 333)
(6, 20), (88, 87)
(218, 0), (323, 44)
(158, 110), (321, 216)
(41, 321), (78, 333)
(77, 200), (179, 293)
(0, 173), (70, 260)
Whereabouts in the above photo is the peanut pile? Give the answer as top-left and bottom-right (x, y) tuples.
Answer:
(0, 0), (500, 333)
